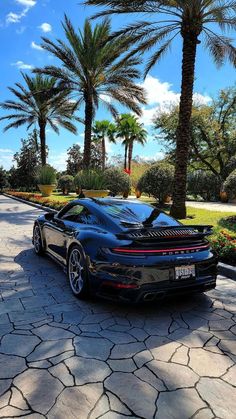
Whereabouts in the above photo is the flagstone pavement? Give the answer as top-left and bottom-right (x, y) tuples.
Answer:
(0, 194), (235, 419)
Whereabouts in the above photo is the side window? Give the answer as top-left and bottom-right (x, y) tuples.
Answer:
(61, 205), (84, 222)
(61, 205), (101, 225)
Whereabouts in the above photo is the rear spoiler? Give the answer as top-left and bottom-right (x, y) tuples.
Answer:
(117, 225), (214, 240)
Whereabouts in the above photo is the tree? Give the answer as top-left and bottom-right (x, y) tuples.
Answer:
(85, 0), (236, 218)
(34, 17), (146, 168)
(66, 142), (104, 175)
(11, 131), (41, 190)
(0, 167), (9, 191)
(116, 114), (147, 172)
(153, 87), (236, 182)
(0, 74), (77, 165)
(93, 120), (116, 170)
(66, 144), (83, 176)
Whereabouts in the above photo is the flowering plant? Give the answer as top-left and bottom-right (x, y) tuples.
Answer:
(210, 229), (236, 265)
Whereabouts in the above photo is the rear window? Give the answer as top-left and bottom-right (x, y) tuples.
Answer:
(99, 202), (180, 228)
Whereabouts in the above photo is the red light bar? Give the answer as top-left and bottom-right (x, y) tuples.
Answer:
(112, 244), (209, 254)
(103, 281), (138, 289)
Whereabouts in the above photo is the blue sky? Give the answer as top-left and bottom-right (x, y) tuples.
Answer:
(0, 0), (235, 170)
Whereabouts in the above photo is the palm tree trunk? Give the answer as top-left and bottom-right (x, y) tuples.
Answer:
(39, 121), (46, 166)
(128, 141), (133, 172)
(170, 34), (198, 219)
(102, 136), (106, 171)
(124, 143), (128, 170)
(83, 95), (93, 168)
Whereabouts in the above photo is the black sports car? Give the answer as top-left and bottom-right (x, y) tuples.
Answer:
(33, 198), (217, 302)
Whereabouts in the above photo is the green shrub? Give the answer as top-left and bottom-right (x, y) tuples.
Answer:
(74, 170), (106, 191)
(58, 175), (74, 194)
(104, 168), (131, 196)
(210, 229), (236, 266)
(38, 165), (57, 185)
(187, 170), (221, 201)
(223, 169), (236, 199)
(137, 162), (174, 204)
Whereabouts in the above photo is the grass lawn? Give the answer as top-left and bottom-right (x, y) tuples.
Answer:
(138, 196), (235, 234)
(50, 192), (76, 202)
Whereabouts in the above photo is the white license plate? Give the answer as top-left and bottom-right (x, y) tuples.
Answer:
(175, 265), (195, 280)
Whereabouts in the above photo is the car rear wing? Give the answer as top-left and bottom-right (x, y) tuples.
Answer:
(117, 225), (214, 240)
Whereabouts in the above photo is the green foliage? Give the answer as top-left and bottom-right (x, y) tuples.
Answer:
(74, 170), (106, 191)
(187, 170), (221, 201)
(130, 161), (152, 189)
(38, 165), (57, 185)
(210, 230), (236, 266)
(66, 144), (83, 176)
(137, 163), (174, 204)
(104, 168), (131, 195)
(223, 169), (236, 199)
(153, 87), (236, 182)
(0, 166), (9, 191)
(10, 131), (41, 190)
(58, 175), (74, 194)
(0, 74), (77, 165)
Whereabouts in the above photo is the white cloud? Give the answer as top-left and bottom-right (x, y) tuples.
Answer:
(48, 152), (68, 171)
(11, 60), (33, 70)
(139, 75), (211, 126)
(6, 12), (25, 24)
(39, 22), (52, 33)
(16, 26), (26, 34)
(0, 149), (14, 169)
(31, 41), (43, 51)
(0, 148), (14, 153)
(6, 0), (36, 25)
(16, 0), (36, 6)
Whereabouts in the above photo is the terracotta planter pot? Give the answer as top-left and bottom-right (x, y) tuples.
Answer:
(82, 189), (109, 198)
(135, 189), (142, 198)
(220, 191), (228, 203)
(38, 184), (56, 197)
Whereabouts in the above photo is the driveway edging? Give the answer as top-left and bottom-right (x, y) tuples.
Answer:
(2, 192), (57, 213)
(218, 262), (236, 281)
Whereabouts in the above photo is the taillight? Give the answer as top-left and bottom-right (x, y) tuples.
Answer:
(112, 243), (209, 255)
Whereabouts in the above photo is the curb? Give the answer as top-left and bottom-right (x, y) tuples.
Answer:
(218, 262), (236, 281)
(3, 193), (57, 213)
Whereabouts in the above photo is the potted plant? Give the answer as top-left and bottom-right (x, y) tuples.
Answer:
(38, 165), (57, 197)
(74, 170), (109, 198)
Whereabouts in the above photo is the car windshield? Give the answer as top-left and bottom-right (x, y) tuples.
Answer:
(97, 201), (180, 228)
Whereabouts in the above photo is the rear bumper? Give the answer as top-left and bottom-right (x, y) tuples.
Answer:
(90, 257), (218, 302)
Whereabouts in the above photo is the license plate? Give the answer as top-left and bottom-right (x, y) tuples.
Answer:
(175, 265), (195, 280)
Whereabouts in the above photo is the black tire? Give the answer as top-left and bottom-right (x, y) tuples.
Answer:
(33, 224), (44, 255)
(67, 245), (89, 299)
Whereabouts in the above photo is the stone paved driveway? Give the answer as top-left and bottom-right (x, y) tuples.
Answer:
(0, 195), (236, 419)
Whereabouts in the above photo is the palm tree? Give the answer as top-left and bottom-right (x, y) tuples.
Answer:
(116, 114), (147, 172)
(0, 74), (77, 166)
(34, 17), (146, 168)
(85, 0), (236, 218)
(92, 120), (116, 170)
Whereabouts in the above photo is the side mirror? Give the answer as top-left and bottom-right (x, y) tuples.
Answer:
(44, 212), (55, 221)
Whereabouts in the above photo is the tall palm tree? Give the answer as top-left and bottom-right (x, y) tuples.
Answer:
(116, 114), (147, 172)
(92, 120), (116, 170)
(85, 0), (236, 218)
(0, 74), (77, 166)
(34, 16), (146, 168)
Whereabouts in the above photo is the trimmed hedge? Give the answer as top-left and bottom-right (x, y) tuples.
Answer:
(6, 191), (70, 211)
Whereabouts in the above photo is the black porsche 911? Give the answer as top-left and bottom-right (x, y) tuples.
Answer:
(33, 198), (218, 302)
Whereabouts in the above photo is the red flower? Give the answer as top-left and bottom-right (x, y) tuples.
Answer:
(124, 168), (131, 175)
